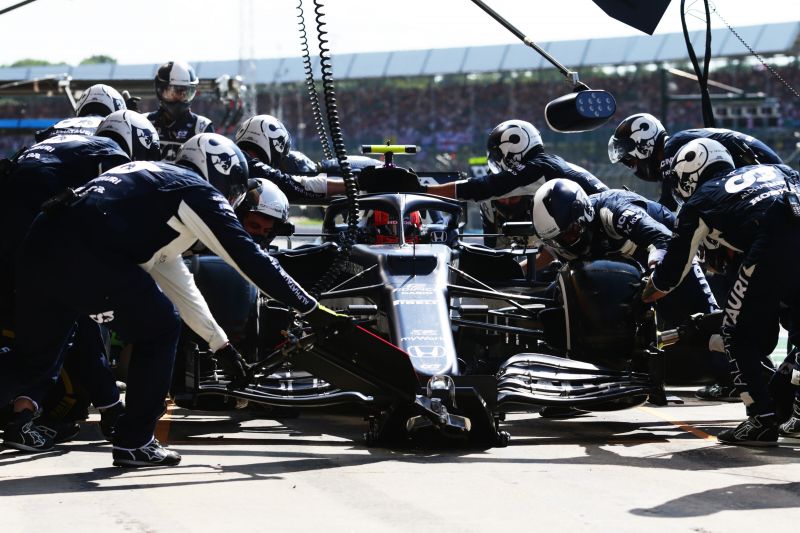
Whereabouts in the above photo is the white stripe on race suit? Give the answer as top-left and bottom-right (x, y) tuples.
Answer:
(147, 256), (228, 352)
(652, 217), (709, 292)
(176, 200), (316, 316)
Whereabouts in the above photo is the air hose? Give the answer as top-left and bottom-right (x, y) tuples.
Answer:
(296, 0), (333, 161)
(298, 0), (360, 297)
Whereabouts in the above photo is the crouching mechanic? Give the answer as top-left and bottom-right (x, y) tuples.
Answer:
(533, 179), (719, 401)
(0, 133), (347, 466)
(233, 178), (294, 249)
(234, 114), (350, 201)
(643, 138), (800, 446)
(1, 110), (160, 451)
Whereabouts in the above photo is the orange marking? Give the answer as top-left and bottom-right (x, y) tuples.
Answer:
(637, 405), (717, 441)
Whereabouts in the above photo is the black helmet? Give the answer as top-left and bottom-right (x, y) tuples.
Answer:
(486, 120), (543, 173)
(155, 61), (199, 117)
(75, 84), (126, 117)
(95, 110), (160, 161)
(608, 113), (666, 182)
(533, 178), (595, 259)
(175, 133), (249, 200)
(235, 114), (291, 167)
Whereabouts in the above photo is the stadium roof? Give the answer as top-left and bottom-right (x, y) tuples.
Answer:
(0, 21), (796, 94)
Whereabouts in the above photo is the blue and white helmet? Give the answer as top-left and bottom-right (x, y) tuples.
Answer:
(487, 120), (543, 173)
(533, 178), (595, 259)
(176, 133), (249, 200)
(75, 84), (126, 118)
(235, 114), (291, 167)
(670, 138), (734, 199)
(95, 110), (160, 161)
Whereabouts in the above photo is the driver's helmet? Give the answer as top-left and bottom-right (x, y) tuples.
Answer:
(669, 138), (734, 203)
(233, 178), (292, 247)
(487, 119), (543, 173)
(175, 133), (249, 201)
(235, 114), (291, 168)
(155, 61), (199, 117)
(365, 209), (422, 244)
(95, 110), (161, 161)
(75, 84), (126, 117)
(608, 113), (666, 182)
(533, 178), (595, 259)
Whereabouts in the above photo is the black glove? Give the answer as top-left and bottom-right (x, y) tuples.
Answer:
(305, 304), (354, 337)
(357, 166), (426, 194)
(214, 344), (250, 389)
(121, 90), (141, 112)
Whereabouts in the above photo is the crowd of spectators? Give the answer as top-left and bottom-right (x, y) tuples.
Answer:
(1, 61), (798, 192)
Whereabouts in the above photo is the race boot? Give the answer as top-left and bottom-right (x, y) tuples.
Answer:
(2, 410), (56, 452)
(779, 400), (800, 438)
(112, 438), (181, 467)
(695, 383), (740, 402)
(717, 413), (778, 447)
(35, 416), (81, 444)
(99, 402), (125, 442)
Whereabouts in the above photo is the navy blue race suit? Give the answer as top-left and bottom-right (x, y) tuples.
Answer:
(146, 109), (214, 161)
(458, 150), (608, 202)
(1, 160), (317, 448)
(462, 150), (608, 249)
(651, 164), (800, 416)
(246, 156), (329, 203)
(569, 189), (718, 329)
(34, 116), (102, 143)
(657, 128), (783, 210)
(0, 134), (129, 412)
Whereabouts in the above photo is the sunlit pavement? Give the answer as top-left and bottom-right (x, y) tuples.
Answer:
(1, 388), (799, 532)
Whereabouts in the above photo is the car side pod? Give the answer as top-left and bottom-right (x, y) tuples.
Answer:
(497, 353), (651, 412)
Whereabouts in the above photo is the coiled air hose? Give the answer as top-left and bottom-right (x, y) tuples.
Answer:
(296, 0), (333, 161)
(299, 0), (360, 297)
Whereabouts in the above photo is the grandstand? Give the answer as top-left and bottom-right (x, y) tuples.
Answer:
(0, 21), (798, 195)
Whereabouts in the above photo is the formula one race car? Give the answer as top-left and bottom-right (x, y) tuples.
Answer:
(171, 160), (706, 448)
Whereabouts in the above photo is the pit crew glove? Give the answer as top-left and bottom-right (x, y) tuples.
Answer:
(357, 166), (427, 194)
(214, 344), (250, 389)
(121, 90), (141, 112)
(305, 304), (354, 337)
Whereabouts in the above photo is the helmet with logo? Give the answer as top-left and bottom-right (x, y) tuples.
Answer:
(608, 113), (667, 182)
(155, 61), (199, 117)
(75, 84), (126, 117)
(233, 178), (293, 247)
(235, 114), (291, 168)
(362, 209), (422, 244)
(533, 178), (595, 259)
(95, 110), (160, 161)
(669, 138), (734, 200)
(175, 133), (249, 200)
(486, 120), (543, 173)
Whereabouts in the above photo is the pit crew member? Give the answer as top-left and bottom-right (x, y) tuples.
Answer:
(642, 138), (800, 446)
(35, 83), (127, 142)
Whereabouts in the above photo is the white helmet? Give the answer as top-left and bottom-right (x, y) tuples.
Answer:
(486, 120), (543, 173)
(95, 110), (160, 161)
(671, 138), (734, 199)
(175, 133), (249, 200)
(75, 84), (126, 117)
(233, 178), (292, 246)
(533, 178), (595, 259)
(235, 114), (291, 167)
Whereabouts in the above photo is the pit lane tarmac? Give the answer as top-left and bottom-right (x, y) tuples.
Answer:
(2, 389), (799, 532)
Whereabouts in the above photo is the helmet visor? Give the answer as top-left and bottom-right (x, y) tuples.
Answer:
(608, 136), (636, 165)
(161, 84), (197, 103)
(553, 222), (585, 248)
